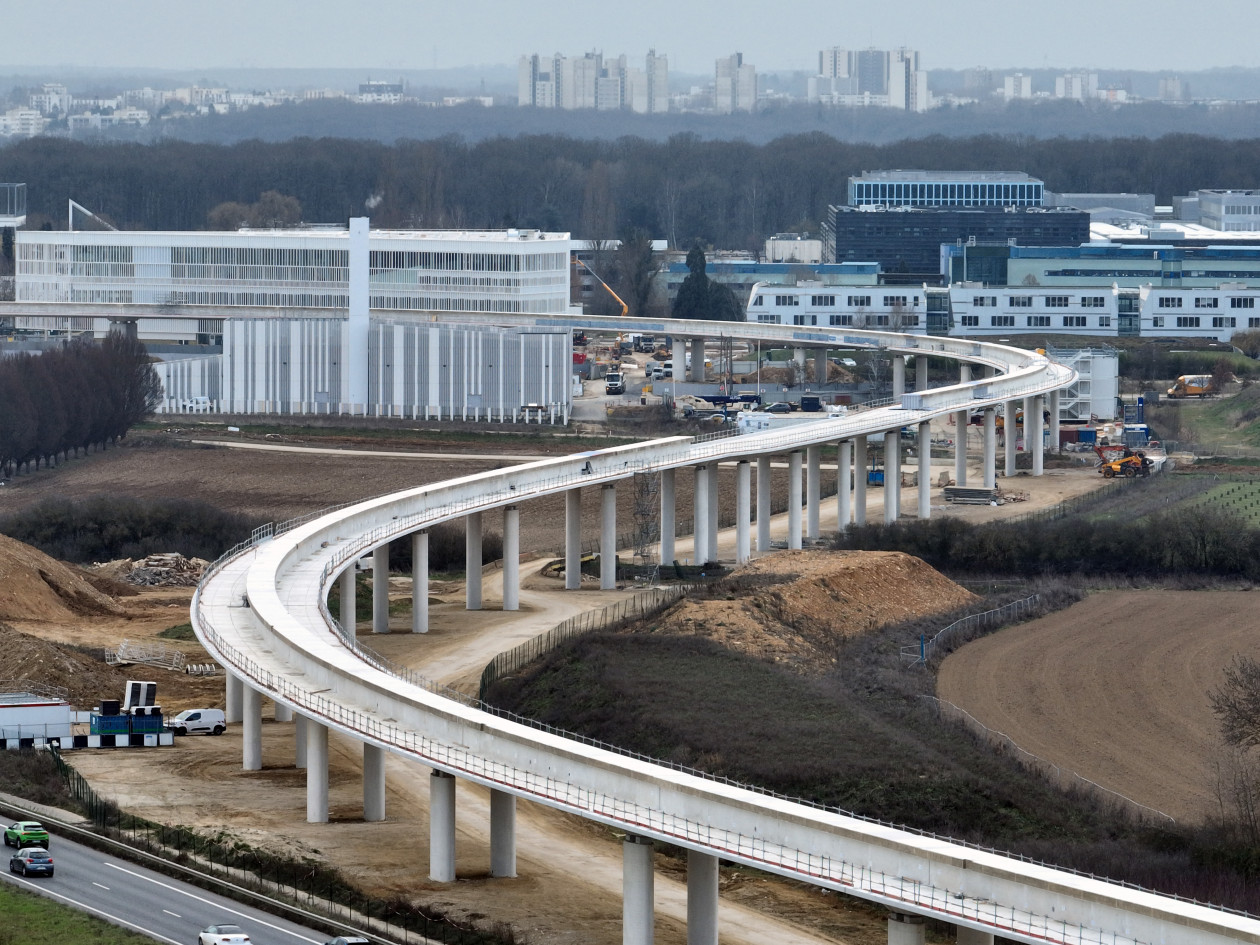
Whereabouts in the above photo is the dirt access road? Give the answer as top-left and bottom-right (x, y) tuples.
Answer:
(938, 590), (1258, 824)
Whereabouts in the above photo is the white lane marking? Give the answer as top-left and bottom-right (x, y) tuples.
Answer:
(92, 881), (110, 889)
(103, 861), (321, 942)
(0, 870), (182, 944)
(163, 909), (182, 918)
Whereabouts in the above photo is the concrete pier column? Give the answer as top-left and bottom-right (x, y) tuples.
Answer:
(623, 834), (655, 945)
(838, 440), (852, 530)
(693, 466), (710, 564)
(813, 348), (828, 385)
(412, 530), (429, 632)
(885, 431), (900, 523)
(1029, 394), (1044, 476)
(689, 337), (705, 381)
(918, 421), (931, 520)
(490, 789), (517, 878)
(892, 355), (906, 398)
(306, 718), (328, 823)
(735, 460), (751, 564)
(888, 913), (926, 945)
(1004, 400), (1018, 477)
(854, 436), (868, 524)
(363, 742), (386, 822)
(806, 445), (821, 540)
(294, 713), (308, 769)
(274, 702), (293, 723)
(225, 672), (243, 724)
(465, 511), (483, 610)
(1049, 389), (1061, 453)
(339, 566), (356, 634)
(960, 363), (972, 384)
(672, 338), (686, 377)
(502, 508), (520, 611)
(916, 355), (929, 391)
(241, 685), (262, 771)
(372, 544), (390, 633)
(955, 927), (995, 945)
(983, 408), (997, 489)
(706, 464), (719, 562)
(954, 411), (969, 487)
(601, 484), (617, 590)
(787, 451), (803, 549)
(793, 347), (806, 373)
(755, 456), (772, 552)
(430, 770), (456, 882)
(686, 850), (719, 945)
(660, 469), (676, 565)
(565, 488), (582, 590)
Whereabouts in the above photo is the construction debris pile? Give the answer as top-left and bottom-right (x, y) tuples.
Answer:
(93, 553), (209, 587)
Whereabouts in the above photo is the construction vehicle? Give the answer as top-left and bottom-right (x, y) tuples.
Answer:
(1166, 374), (1214, 398)
(1094, 444), (1152, 478)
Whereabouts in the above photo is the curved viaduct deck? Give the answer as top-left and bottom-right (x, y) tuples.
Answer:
(193, 318), (1259, 945)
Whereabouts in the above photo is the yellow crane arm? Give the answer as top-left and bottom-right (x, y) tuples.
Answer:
(576, 257), (628, 316)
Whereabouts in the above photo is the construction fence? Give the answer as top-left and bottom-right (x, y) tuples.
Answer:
(899, 595), (1039, 665)
(479, 585), (689, 699)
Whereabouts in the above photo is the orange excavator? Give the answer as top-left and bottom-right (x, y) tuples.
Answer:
(1094, 444), (1152, 478)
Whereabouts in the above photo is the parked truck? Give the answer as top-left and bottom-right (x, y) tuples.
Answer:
(1166, 374), (1214, 398)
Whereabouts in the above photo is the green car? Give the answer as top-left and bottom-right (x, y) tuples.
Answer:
(3, 822), (49, 849)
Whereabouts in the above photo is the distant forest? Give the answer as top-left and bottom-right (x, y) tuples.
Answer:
(2, 129), (1259, 252)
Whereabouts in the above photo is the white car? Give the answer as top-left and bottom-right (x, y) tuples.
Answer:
(169, 708), (226, 736)
(198, 924), (250, 944)
(182, 396), (212, 412)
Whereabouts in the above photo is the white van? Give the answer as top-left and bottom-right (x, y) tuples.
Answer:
(168, 708), (226, 735)
(661, 360), (674, 378)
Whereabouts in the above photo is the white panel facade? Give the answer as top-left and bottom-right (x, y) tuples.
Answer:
(157, 318), (571, 422)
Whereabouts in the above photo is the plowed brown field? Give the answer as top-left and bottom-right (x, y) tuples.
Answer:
(938, 589), (1258, 823)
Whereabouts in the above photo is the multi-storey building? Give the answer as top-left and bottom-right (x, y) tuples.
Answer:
(809, 48), (928, 111)
(518, 51), (668, 113)
(1003, 74), (1033, 100)
(1198, 191), (1260, 232)
(745, 280), (1260, 344)
(12, 226), (572, 332)
(822, 205), (1088, 281)
(715, 53), (757, 114)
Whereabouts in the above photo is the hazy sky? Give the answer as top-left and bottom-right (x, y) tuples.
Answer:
(8, 0), (1258, 75)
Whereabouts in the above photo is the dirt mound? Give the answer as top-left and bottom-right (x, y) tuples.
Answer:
(0, 622), (132, 707)
(650, 550), (978, 672)
(0, 533), (126, 623)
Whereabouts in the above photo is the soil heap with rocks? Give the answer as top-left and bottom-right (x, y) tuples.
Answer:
(647, 550), (978, 671)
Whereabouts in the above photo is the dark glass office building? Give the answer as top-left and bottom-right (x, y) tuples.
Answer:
(821, 205), (1091, 284)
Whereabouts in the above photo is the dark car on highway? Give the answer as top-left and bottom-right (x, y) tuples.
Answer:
(9, 847), (53, 877)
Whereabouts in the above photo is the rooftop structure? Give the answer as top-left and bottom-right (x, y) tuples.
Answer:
(0, 183), (26, 227)
(848, 171), (1044, 208)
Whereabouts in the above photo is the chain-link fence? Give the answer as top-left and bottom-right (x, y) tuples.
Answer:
(479, 585), (689, 698)
(900, 595), (1039, 665)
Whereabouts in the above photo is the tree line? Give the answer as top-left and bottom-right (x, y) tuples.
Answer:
(4, 131), (1260, 253)
(0, 334), (161, 478)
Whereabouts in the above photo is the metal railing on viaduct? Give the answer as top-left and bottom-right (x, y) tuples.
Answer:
(193, 316), (1259, 945)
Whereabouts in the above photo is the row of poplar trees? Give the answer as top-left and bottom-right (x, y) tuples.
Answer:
(0, 334), (161, 477)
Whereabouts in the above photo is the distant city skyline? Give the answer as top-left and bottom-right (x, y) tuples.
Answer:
(6, 0), (1260, 75)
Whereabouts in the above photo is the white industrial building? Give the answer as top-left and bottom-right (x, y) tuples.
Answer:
(8, 221), (575, 420)
(14, 226), (571, 316)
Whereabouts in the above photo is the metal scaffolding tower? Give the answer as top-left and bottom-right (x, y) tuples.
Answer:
(631, 470), (660, 583)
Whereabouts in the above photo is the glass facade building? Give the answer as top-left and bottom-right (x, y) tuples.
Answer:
(847, 171), (1044, 208)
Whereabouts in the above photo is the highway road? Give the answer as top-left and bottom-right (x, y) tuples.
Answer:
(1, 834), (333, 945)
